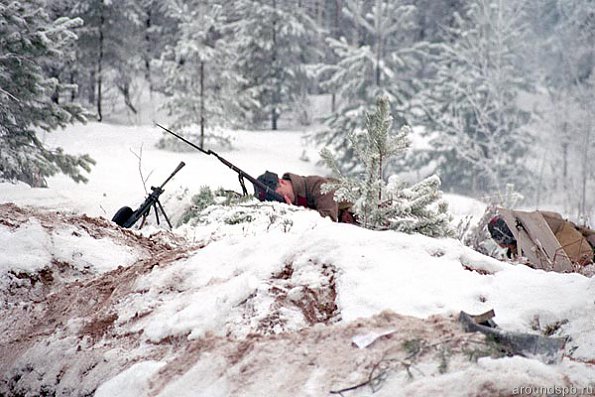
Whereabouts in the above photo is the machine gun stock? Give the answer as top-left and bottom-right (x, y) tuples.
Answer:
(112, 161), (185, 229)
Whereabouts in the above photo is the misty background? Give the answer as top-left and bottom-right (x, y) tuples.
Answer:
(1, 0), (593, 222)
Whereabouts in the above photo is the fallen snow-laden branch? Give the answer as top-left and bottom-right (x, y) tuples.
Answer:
(330, 338), (454, 395)
(329, 354), (403, 396)
(0, 86), (20, 102)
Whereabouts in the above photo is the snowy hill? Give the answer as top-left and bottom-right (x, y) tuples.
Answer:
(1, 123), (595, 396)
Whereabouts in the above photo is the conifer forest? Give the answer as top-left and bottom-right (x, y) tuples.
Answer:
(1, 0), (593, 220)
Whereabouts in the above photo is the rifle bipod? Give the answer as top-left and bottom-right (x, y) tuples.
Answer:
(154, 123), (285, 203)
(112, 161), (185, 229)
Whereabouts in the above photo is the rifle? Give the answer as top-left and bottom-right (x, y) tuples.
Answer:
(155, 123), (285, 202)
(112, 161), (185, 228)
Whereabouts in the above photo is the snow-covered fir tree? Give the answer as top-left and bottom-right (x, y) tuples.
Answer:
(527, 0), (594, 221)
(321, 97), (452, 237)
(156, 0), (247, 149)
(416, 0), (535, 195)
(43, 0), (83, 104)
(138, 0), (180, 92)
(230, 0), (320, 130)
(69, 0), (144, 120)
(0, 0), (94, 187)
(315, 0), (426, 172)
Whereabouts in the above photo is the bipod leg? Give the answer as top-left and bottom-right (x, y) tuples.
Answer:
(139, 213), (148, 229)
(153, 203), (161, 225)
(157, 200), (173, 229)
(238, 175), (248, 196)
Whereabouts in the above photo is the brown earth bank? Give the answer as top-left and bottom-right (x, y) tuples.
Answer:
(0, 204), (591, 397)
(0, 204), (198, 395)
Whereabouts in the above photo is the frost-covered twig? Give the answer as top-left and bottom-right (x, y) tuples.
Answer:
(129, 145), (153, 194)
(0, 87), (20, 102)
(329, 338), (453, 395)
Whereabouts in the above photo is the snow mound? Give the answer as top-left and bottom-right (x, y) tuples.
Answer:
(0, 203), (181, 309)
(0, 204), (138, 276)
(1, 203), (595, 396)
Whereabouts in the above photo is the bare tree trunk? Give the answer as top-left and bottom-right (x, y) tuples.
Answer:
(378, 154), (383, 202)
(561, 123), (568, 179)
(200, 61), (205, 149)
(334, 0), (341, 38)
(97, 0), (105, 122)
(376, 39), (381, 87)
(70, 69), (77, 102)
(331, 0), (341, 113)
(579, 113), (591, 224)
(271, 0), (278, 130)
(116, 83), (137, 114)
(144, 9), (153, 91)
(317, 0), (323, 27)
(50, 71), (60, 104)
(560, 120), (570, 210)
(535, 149), (548, 208)
(88, 70), (95, 105)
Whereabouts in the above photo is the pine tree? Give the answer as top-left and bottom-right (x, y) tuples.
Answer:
(70, 0), (144, 121)
(138, 0), (179, 92)
(321, 97), (452, 237)
(48, 0), (174, 118)
(0, 1), (94, 187)
(43, 0), (82, 105)
(527, 0), (594, 221)
(155, 0), (246, 148)
(315, 0), (426, 172)
(230, 0), (320, 130)
(416, 0), (535, 195)
(411, 0), (466, 44)
(384, 175), (453, 237)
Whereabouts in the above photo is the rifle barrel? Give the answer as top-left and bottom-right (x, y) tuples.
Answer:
(155, 123), (209, 155)
(160, 161), (186, 189)
(154, 123), (285, 202)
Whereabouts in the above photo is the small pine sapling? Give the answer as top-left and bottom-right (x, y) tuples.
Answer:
(321, 97), (453, 237)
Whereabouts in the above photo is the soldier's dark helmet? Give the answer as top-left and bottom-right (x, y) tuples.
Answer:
(254, 171), (283, 202)
(488, 216), (516, 246)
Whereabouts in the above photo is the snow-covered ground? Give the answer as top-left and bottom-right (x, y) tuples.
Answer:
(1, 122), (594, 396)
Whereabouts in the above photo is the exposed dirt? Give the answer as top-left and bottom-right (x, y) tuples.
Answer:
(288, 261), (339, 325)
(1, 204), (584, 397)
(3, 204), (490, 396)
(0, 204), (203, 395)
(148, 310), (492, 396)
(0, 202), (183, 254)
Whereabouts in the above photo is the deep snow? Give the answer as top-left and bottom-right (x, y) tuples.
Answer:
(1, 122), (594, 396)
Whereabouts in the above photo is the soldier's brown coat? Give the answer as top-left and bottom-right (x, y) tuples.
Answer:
(282, 173), (340, 221)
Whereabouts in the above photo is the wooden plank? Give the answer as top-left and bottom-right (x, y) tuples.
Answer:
(467, 309), (496, 324)
(518, 230), (551, 270)
(512, 210), (573, 273)
(497, 208), (547, 269)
